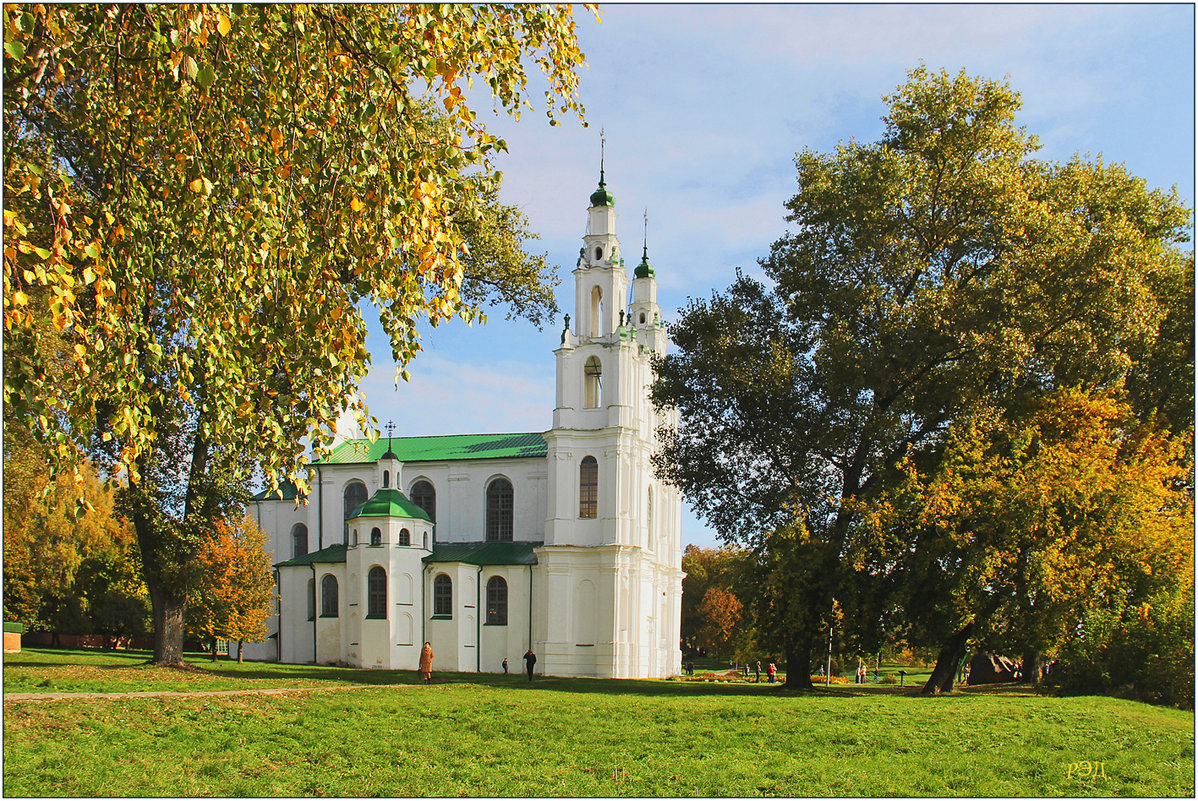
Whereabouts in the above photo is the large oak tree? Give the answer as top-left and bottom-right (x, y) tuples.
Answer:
(651, 67), (1191, 689)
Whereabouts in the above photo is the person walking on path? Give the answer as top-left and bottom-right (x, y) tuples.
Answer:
(502, 657), (509, 674)
(419, 642), (434, 684)
(523, 649), (537, 681)
(767, 662), (777, 683)
(755, 661), (761, 682)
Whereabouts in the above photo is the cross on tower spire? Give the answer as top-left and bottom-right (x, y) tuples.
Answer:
(599, 128), (606, 187)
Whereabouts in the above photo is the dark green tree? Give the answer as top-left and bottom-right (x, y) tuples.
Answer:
(651, 67), (1191, 689)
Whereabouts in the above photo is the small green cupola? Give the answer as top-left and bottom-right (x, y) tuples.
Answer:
(348, 488), (432, 523)
(589, 130), (615, 208)
(634, 242), (654, 279)
(589, 174), (614, 208)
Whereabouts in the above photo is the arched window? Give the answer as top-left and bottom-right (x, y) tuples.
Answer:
(367, 566), (387, 618)
(423, 531), (429, 550)
(486, 576), (508, 625)
(647, 486), (654, 544)
(352, 528), (359, 546)
(579, 456), (598, 519)
(584, 356), (602, 409)
(370, 526), (382, 546)
(410, 480), (436, 523)
(343, 481), (368, 542)
(306, 578), (316, 621)
(486, 478), (513, 542)
(399, 528), (410, 546)
(382, 470), (390, 488)
(433, 573), (453, 617)
(590, 285), (603, 337)
(639, 311), (646, 325)
(321, 574), (339, 618)
(595, 245), (603, 261)
(291, 524), (308, 558)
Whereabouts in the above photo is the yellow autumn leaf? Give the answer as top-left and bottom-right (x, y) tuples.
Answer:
(188, 177), (205, 193)
(217, 13), (231, 36)
(350, 196), (364, 212)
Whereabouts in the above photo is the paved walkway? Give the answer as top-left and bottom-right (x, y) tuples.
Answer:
(5, 684), (379, 703)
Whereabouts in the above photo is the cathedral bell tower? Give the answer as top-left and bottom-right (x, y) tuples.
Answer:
(537, 147), (680, 678)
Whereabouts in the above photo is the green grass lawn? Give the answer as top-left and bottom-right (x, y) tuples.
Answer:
(4, 648), (1193, 796)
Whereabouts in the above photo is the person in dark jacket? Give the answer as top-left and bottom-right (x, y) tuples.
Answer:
(523, 649), (537, 681)
(502, 657), (509, 674)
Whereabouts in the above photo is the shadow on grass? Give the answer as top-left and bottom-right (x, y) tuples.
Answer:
(9, 647), (1055, 700)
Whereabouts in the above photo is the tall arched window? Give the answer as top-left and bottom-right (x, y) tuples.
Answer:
(584, 356), (602, 409)
(367, 566), (387, 618)
(343, 481), (368, 542)
(647, 486), (654, 545)
(410, 480), (436, 524)
(590, 285), (603, 336)
(579, 456), (598, 519)
(291, 524), (308, 558)
(321, 574), (339, 618)
(398, 528), (410, 546)
(370, 526), (382, 546)
(382, 470), (390, 488)
(486, 478), (513, 542)
(433, 573), (453, 617)
(306, 578), (316, 621)
(486, 576), (508, 625)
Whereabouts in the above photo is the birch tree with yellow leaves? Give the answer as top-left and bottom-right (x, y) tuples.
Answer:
(3, 4), (595, 663)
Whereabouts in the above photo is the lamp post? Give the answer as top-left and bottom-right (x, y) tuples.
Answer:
(825, 598), (835, 688)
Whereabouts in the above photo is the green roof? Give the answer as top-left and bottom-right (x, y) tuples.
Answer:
(275, 543), (347, 568)
(348, 488), (432, 522)
(252, 479), (300, 502)
(423, 540), (541, 567)
(319, 432), (547, 465)
(4, 621), (26, 633)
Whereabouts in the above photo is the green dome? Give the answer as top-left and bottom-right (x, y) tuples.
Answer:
(634, 244), (654, 279)
(347, 488), (432, 522)
(590, 177), (614, 208)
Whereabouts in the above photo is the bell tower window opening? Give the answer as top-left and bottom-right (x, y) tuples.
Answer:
(584, 356), (602, 409)
(595, 245), (603, 261)
(579, 456), (598, 519)
(382, 470), (390, 488)
(590, 286), (604, 337)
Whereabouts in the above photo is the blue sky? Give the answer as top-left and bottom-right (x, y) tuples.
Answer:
(355, 3), (1195, 548)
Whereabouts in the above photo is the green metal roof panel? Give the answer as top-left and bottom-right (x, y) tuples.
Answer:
(318, 432), (547, 465)
(348, 488), (432, 522)
(252, 479), (300, 502)
(423, 540), (541, 567)
(275, 543), (347, 568)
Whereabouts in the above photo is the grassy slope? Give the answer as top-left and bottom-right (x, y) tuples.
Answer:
(3, 649), (1193, 797)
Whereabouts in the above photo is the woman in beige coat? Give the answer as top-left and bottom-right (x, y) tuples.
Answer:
(419, 642), (434, 684)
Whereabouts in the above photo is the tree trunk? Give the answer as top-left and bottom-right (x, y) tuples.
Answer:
(922, 624), (973, 695)
(237, 641), (244, 664)
(210, 635), (219, 662)
(1023, 651), (1042, 684)
(783, 637), (814, 689)
(149, 581), (187, 666)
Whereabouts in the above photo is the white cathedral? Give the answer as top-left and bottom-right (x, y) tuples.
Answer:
(245, 169), (685, 679)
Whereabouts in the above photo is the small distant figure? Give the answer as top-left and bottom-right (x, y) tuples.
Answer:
(502, 657), (509, 674)
(686, 661), (694, 676)
(755, 661), (761, 682)
(419, 641), (434, 684)
(523, 649), (537, 681)
(767, 663), (777, 683)
(856, 662), (866, 684)
(818, 664), (825, 678)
